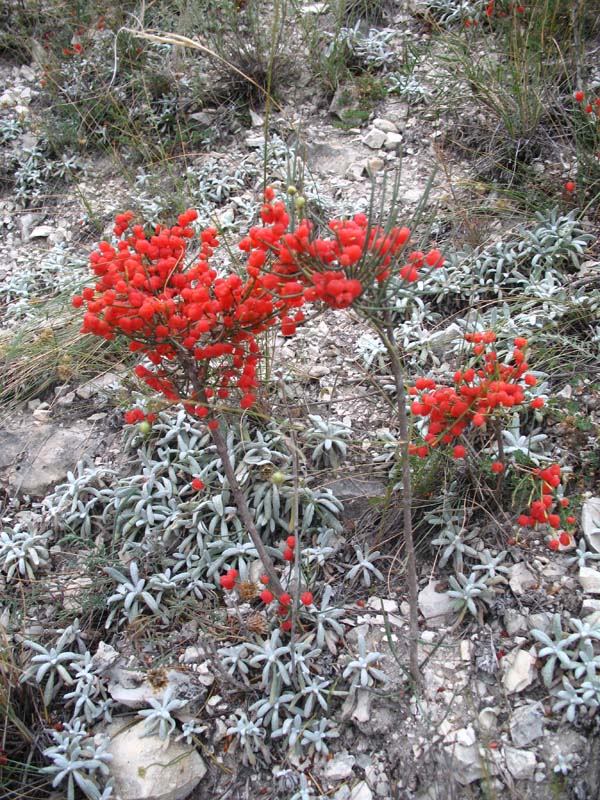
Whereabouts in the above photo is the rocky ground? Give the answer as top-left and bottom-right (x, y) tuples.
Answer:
(2, 2), (600, 799)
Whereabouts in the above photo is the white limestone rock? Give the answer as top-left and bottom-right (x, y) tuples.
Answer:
(383, 132), (403, 150)
(372, 118), (398, 133)
(509, 702), (545, 747)
(582, 497), (600, 552)
(504, 746), (537, 780)
(502, 649), (537, 694)
(349, 781), (373, 800)
(443, 726), (496, 785)
(362, 128), (386, 150)
(579, 566), (600, 594)
(418, 580), (456, 628)
(106, 720), (206, 800)
(508, 562), (537, 595)
(324, 751), (356, 781)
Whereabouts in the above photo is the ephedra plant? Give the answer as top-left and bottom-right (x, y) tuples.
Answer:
(72, 182), (575, 682)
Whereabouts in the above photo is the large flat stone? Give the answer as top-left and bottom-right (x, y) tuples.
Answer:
(106, 720), (206, 800)
(0, 416), (97, 496)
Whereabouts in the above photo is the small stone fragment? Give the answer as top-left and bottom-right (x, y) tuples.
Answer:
(349, 781), (373, 800)
(504, 746), (537, 780)
(307, 365), (331, 379)
(325, 752), (356, 781)
(76, 372), (123, 400)
(478, 707), (498, 735)
(579, 566), (600, 594)
(372, 118), (398, 133)
(582, 497), (600, 552)
(509, 702), (545, 747)
(504, 608), (528, 635)
(502, 649), (537, 694)
(508, 562), (537, 595)
(418, 580), (456, 628)
(345, 162), (366, 181)
(366, 597), (398, 614)
(362, 128), (386, 150)
(383, 132), (403, 150)
(29, 225), (54, 239)
(443, 726), (493, 785)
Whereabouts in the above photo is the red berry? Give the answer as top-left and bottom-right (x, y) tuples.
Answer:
(283, 548), (294, 561)
(260, 589), (274, 604)
(279, 593), (291, 606)
(453, 445), (466, 459)
(191, 478), (204, 491)
(260, 575), (270, 585)
(286, 536), (296, 548)
(492, 461), (504, 474)
(281, 620), (292, 631)
(240, 394), (255, 410)
(565, 181), (575, 193)
(559, 532), (571, 547)
(300, 592), (313, 606)
(575, 90), (584, 102)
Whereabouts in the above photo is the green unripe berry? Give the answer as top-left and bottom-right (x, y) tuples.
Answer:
(271, 470), (286, 485)
(286, 185), (298, 196)
(294, 196), (306, 209)
(138, 421), (151, 435)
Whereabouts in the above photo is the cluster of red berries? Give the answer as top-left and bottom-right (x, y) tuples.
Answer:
(409, 334), (542, 459)
(574, 90), (600, 117)
(485, 1), (525, 17)
(219, 568), (239, 591)
(75, 190), (443, 418)
(73, 208), (296, 414)
(282, 535), (296, 562)
(572, 89), (600, 166)
(123, 408), (156, 425)
(239, 188), (443, 319)
(517, 465), (576, 550)
(465, 1), (524, 25)
(219, 566), (314, 632)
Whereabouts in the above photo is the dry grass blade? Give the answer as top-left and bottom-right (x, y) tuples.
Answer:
(0, 627), (51, 798)
(122, 27), (283, 112)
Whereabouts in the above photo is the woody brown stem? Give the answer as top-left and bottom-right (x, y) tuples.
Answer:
(376, 318), (420, 686)
(185, 365), (285, 597)
(208, 423), (284, 597)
